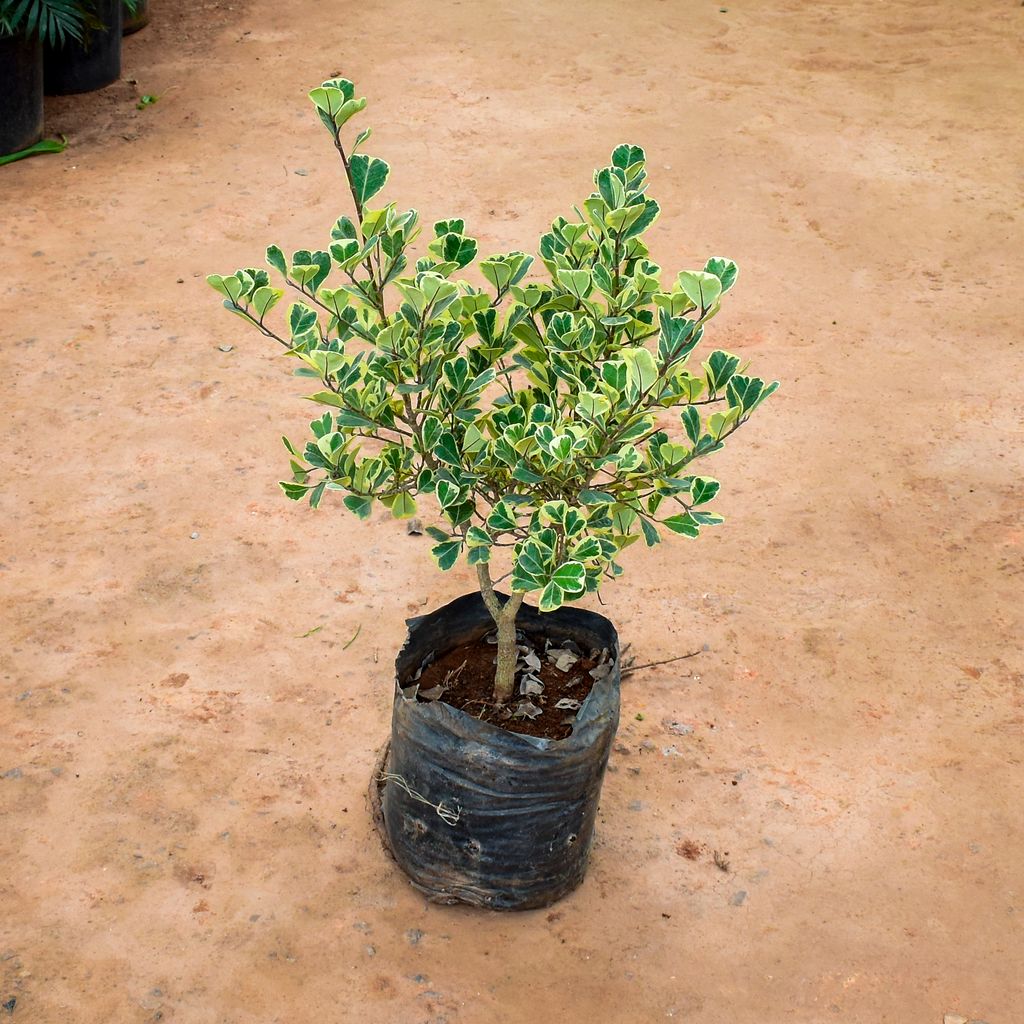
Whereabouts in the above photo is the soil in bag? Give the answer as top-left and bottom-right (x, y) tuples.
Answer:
(411, 630), (611, 740)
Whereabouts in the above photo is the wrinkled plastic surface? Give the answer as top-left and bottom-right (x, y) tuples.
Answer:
(0, 35), (43, 156)
(44, 0), (122, 95)
(381, 592), (620, 910)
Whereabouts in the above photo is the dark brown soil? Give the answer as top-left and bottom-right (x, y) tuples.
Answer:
(410, 633), (603, 740)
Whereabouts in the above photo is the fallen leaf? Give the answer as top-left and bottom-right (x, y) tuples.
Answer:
(547, 648), (579, 672)
(512, 700), (542, 719)
(519, 676), (544, 696)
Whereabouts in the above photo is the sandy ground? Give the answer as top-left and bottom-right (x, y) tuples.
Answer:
(2, 0), (1022, 1021)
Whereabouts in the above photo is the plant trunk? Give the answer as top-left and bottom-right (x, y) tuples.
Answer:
(476, 563), (524, 704)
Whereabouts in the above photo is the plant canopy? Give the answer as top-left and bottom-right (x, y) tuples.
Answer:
(209, 76), (778, 703)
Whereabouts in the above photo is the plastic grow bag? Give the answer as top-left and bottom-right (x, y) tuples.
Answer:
(44, 0), (122, 95)
(0, 35), (43, 157)
(380, 591), (620, 910)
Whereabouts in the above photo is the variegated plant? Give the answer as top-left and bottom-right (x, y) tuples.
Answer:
(209, 77), (778, 703)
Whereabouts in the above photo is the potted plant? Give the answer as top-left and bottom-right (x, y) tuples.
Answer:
(0, 0), (87, 155)
(209, 77), (777, 910)
(122, 0), (147, 36)
(44, 0), (121, 95)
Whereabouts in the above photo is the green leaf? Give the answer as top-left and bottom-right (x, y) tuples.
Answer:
(704, 350), (741, 392)
(421, 416), (443, 451)
(434, 218), (465, 236)
(681, 406), (701, 445)
(465, 526), (492, 548)
(602, 360), (627, 391)
(538, 581), (565, 612)
(576, 391), (611, 420)
(572, 537), (603, 560)
(663, 513), (700, 537)
(334, 96), (367, 128)
(289, 302), (318, 338)
(677, 270), (723, 311)
(266, 244), (287, 276)
(551, 561), (586, 595)
(435, 479), (461, 508)
(280, 481), (312, 500)
(348, 154), (390, 205)
(611, 144), (646, 171)
(441, 355), (470, 391)
(640, 517), (661, 547)
(579, 489), (615, 505)
(557, 268), (593, 301)
(622, 199), (660, 240)
(690, 477), (720, 505)
(441, 233), (478, 269)
(480, 257), (514, 294)
(390, 492), (417, 519)
(512, 462), (544, 484)
(251, 286), (283, 320)
(728, 374), (779, 413)
(487, 501), (517, 531)
(330, 239), (361, 267)
(331, 216), (358, 241)
(621, 347), (659, 395)
(690, 511), (725, 526)
(207, 274), (245, 304)
(435, 432), (462, 466)
(430, 540), (462, 571)
(605, 204), (645, 234)
(343, 495), (373, 519)
(308, 481), (327, 509)
(704, 256), (739, 292)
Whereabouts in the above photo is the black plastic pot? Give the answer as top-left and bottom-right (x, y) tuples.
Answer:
(0, 34), (44, 157)
(44, 0), (122, 95)
(380, 592), (620, 910)
(123, 0), (151, 35)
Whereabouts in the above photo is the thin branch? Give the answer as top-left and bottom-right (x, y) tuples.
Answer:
(621, 648), (705, 678)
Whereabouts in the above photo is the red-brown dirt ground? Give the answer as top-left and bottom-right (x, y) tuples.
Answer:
(1, 1), (1022, 1021)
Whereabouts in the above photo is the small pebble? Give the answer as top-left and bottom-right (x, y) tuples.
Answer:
(3, 997), (15, 1014)
(943, 1016), (967, 1024)
(730, 890), (747, 906)
(406, 928), (424, 946)
(2, 768), (22, 780)
(664, 720), (694, 735)
(294, 168), (309, 176)
(190, 532), (199, 540)
(628, 800), (643, 811)
(364, 945), (376, 957)
(218, 344), (234, 353)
